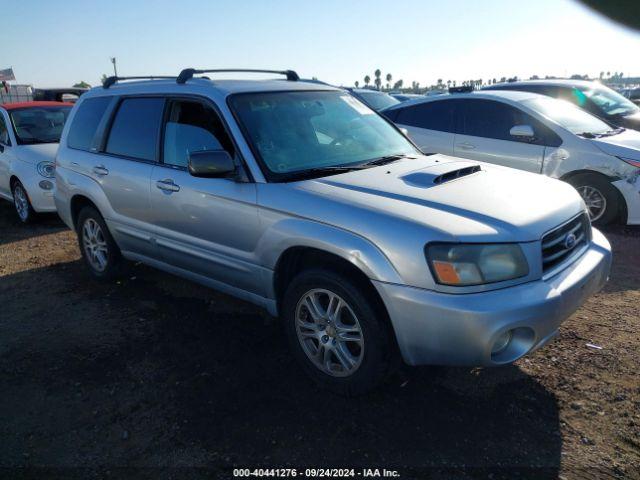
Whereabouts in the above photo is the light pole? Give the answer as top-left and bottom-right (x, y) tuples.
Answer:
(110, 57), (118, 77)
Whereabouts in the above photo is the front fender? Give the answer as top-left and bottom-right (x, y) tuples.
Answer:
(256, 216), (404, 297)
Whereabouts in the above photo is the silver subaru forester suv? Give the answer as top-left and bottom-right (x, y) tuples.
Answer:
(55, 69), (612, 395)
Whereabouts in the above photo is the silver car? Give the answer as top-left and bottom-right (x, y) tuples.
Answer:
(54, 69), (612, 395)
(384, 90), (640, 226)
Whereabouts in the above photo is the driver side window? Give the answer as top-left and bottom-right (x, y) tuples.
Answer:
(0, 115), (10, 146)
(162, 100), (235, 168)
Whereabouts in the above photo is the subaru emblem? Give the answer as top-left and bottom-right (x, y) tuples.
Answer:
(564, 233), (577, 249)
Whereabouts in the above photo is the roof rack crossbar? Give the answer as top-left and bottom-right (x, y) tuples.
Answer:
(102, 76), (175, 89)
(176, 68), (299, 84)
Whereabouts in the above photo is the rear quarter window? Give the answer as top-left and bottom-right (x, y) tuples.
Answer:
(67, 96), (112, 151)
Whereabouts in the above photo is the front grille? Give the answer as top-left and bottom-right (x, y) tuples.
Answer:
(541, 213), (591, 273)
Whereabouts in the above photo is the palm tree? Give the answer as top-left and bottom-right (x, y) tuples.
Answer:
(385, 73), (392, 90)
(355, 81), (360, 88)
(374, 69), (382, 90)
(364, 75), (370, 87)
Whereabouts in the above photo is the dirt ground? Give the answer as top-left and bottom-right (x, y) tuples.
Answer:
(0, 201), (638, 479)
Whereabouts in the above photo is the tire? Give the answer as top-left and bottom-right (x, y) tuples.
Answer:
(566, 173), (621, 226)
(76, 206), (124, 280)
(11, 180), (36, 224)
(282, 268), (397, 396)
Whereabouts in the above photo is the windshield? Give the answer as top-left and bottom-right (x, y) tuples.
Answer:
(353, 90), (400, 111)
(10, 106), (72, 144)
(525, 97), (613, 136)
(575, 85), (639, 117)
(230, 90), (417, 180)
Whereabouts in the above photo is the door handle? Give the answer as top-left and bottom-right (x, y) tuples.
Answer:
(156, 179), (180, 193)
(457, 142), (476, 150)
(92, 165), (109, 176)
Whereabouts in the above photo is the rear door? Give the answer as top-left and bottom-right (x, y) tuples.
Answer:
(454, 99), (547, 173)
(392, 99), (458, 155)
(89, 96), (165, 259)
(149, 98), (262, 296)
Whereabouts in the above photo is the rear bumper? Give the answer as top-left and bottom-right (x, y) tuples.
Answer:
(374, 228), (612, 366)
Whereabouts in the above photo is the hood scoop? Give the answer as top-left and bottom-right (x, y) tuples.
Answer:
(400, 163), (482, 188)
(433, 165), (482, 184)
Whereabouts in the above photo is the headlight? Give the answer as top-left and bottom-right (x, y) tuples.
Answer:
(426, 243), (529, 286)
(617, 156), (640, 168)
(37, 161), (55, 178)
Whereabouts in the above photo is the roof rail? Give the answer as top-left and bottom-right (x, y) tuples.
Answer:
(176, 68), (300, 84)
(102, 76), (175, 89)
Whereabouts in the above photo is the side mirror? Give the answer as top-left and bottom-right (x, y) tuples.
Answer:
(509, 124), (535, 141)
(188, 150), (236, 178)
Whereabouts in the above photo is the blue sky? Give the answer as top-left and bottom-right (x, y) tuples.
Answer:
(2, 0), (639, 88)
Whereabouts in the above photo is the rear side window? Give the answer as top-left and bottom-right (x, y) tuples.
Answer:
(395, 100), (456, 133)
(106, 98), (165, 161)
(67, 97), (111, 151)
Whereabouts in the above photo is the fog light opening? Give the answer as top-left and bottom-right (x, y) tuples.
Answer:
(491, 330), (513, 356)
(39, 180), (54, 191)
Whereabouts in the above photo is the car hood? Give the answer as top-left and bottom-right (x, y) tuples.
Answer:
(16, 143), (59, 165)
(591, 129), (640, 161)
(270, 155), (584, 243)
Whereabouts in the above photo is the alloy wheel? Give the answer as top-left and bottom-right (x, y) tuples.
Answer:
(82, 218), (109, 272)
(295, 288), (364, 377)
(577, 185), (607, 222)
(13, 184), (30, 222)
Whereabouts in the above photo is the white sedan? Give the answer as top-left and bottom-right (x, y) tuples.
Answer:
(384, 90), (640, 225)
(0, 101), (72, 222)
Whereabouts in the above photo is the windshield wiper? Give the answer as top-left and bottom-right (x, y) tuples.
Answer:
(362, 153), (414, 166)
(281, 165), (371, 182)
(599, 127), (626, 137)
(578, 127), (625, 139)
(577, 132), (597, 139)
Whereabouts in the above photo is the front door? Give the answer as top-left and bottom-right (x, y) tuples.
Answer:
(454, 99), (546, 173)
(0, 111), (14, 199)
(149, 98), (262, 296)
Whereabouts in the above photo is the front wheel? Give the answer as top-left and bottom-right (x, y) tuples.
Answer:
(566, 173), (622, 226)
(282, 268), (397, 396)
(12, 180), (36, 224)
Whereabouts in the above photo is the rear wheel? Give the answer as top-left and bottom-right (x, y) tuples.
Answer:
(76, 206), (124, 280)
(282, 268), (397, 396)
(566, 173), (621, 226)
(11, 180), (36, 224)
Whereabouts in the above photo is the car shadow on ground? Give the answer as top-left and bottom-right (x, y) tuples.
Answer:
(0, 202), (66, 245)
(0, 259), (562, 477)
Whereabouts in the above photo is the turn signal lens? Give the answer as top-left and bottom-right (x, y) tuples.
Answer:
(433, 261), (460, 284)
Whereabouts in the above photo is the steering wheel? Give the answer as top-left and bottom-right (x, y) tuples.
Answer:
(330, 133), (355, 147)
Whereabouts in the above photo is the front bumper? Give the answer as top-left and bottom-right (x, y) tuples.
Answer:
(374, 228), (612, 366)
(20, 171), (56, 213)
(613, 174), (640, 225)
